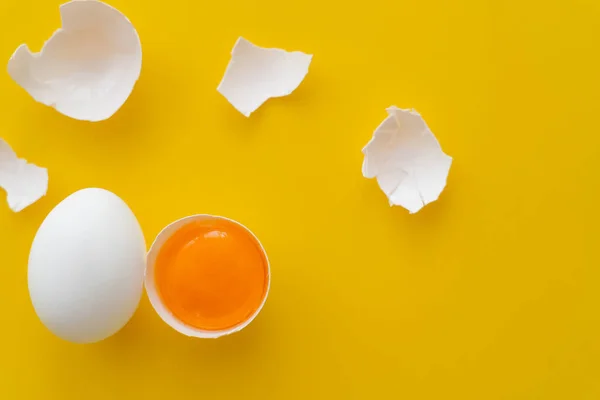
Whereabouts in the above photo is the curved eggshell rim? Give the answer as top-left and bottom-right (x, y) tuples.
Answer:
(145, 215), (271, 339)
(7, 0), (142, 122)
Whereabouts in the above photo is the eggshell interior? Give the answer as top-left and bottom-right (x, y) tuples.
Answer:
(217, 37), (312, 117)
(362, 106), (452, 213)
(7, 0), (142, 122)
(0, 138), (48, 212)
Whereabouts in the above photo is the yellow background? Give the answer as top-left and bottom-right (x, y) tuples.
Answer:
(0, 0), (599, 398)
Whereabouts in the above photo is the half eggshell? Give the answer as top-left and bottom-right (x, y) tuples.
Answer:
(7, 0), (142, 122)
(146, 215), (271, 339)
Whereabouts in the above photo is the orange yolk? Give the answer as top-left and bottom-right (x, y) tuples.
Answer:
(154, 218), (268, 331)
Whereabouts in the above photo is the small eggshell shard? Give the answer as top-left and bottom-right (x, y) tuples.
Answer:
(362, 107), (453, 214)
(0, 138), (48, 212)
(7, 0), (142, 122)
(217, 37), (312, 117)
(28, 188), (147, 343)
(146, 215), (270, 339)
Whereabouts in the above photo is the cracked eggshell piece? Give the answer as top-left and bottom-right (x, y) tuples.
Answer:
(7, 0), (142, 122)
(362, 107), (452, 214)
(0, 138), (48, 212)
(217, 37), (312, 117)
(146, 215), (271, 339)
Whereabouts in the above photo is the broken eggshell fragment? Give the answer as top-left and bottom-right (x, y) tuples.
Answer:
(217, 37), (312, 117)
(0, 138), (48, 212)
(146, 215), (271, 339)
(362, 107), (452, 214)
(7, 0), (142, 122)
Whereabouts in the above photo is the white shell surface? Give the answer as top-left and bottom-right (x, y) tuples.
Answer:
(146, 215), (271, 339)
(28, 188), (147, 343)
(0, 138), (48, 212)
(217, 37), (312, 117)
(362, 107), (453, 213)
(7, 0), (142, 122)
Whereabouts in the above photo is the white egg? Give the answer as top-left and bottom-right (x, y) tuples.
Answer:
(28, 188), (146, 343)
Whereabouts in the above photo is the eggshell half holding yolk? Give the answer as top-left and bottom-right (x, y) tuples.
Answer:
(145, 215), (270, 338)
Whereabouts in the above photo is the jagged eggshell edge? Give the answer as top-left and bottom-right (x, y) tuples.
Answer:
(7, 0), (142, 122)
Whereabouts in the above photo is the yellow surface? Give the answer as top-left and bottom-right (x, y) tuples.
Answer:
(0, 0), (599, 398)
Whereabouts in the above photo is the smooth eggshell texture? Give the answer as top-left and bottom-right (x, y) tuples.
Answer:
(28, 188), (146, 343)
(7, 0), (142, 122)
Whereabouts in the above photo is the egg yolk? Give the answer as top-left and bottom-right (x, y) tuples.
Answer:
(154, 218), (268, 331)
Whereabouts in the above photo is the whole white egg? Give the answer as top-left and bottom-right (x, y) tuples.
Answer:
(28, 188), (146, 343)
